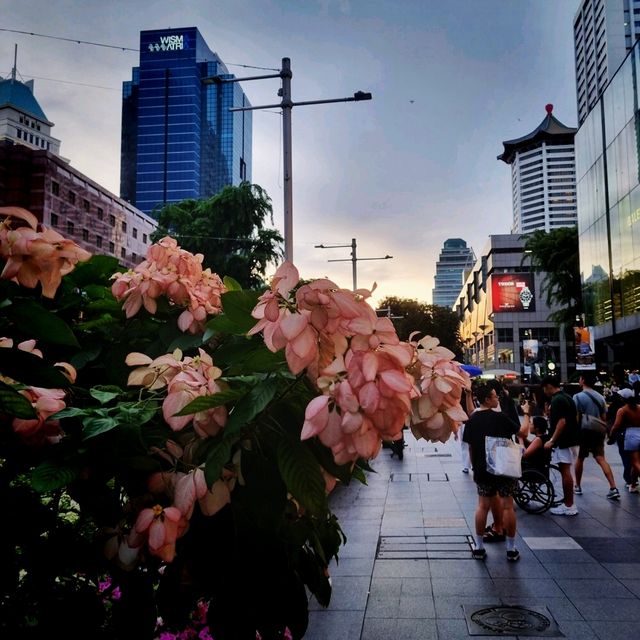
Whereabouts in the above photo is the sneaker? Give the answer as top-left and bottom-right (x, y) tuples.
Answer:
(549, 504), (579, 516)
(506, 549), (520, 562)
(462, 468), (469, 474)
(483, 527), (506, 543)
(629, 484), (640, 494)
(607, 488), (621, 500)
(471, 547), (487, 560)
(574, 486), (583, 495)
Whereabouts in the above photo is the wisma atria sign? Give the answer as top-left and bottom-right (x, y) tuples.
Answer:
(147, 34), (190, 52)
(491, 273), (535, 313)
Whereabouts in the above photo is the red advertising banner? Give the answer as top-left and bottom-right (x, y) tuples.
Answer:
(491, 273), (535, 313)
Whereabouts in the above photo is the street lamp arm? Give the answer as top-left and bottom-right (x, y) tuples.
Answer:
(202, 72), (281, 84)
(315, 243), (352, 249)
(230, 93), (372, 113)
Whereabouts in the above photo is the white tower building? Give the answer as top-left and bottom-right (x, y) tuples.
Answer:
(498, 105), (577, 235)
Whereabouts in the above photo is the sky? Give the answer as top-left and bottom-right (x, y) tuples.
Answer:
(1, 0), (581, 306)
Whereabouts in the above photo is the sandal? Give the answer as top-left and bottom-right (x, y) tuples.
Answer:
(483, 527), (506, 543)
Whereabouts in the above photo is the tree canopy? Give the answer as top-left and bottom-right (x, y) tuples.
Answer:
(151, 182), (284, 289)
(377, 296), (463, 357)
(520, 226), (581, 327)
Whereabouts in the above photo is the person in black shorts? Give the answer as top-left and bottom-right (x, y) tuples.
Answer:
(463, 383), (529, 562)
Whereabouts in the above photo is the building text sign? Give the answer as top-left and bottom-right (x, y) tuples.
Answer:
(147, 34), (188, 52)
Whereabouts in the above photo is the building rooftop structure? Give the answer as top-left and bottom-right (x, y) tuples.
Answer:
(498, 104), (577, 164)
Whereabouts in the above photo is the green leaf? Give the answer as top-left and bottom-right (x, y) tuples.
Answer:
(204, 439), (233, 486)
(224, 376), (280, 436)
(31, 460), (80, 492)
(69, 345), (102, 370)
(220, 289), (261, 333)
(7, 300), (80, 347)
(0, 348), (69, 388)
(167, 333), (205, 352)
(51, 407), (87, 419)
(0, 380), (37, 419)
(277, 437), (328, 517)
(82, 415), (119, 440)
(223, 276), (243, 291)
(69, 254), (121, 286)
(174, 389), (244, 416)
(90, 386), (123, 404)
(204, 313), (246, 339)
(116, 404), (158, 426)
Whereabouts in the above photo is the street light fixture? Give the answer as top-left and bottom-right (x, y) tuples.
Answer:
(202, 58), (372, 263)
(314, 238), (392, 291)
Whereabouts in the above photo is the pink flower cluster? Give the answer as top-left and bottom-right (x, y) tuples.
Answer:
(249, 262), (471, 464)
(111, 237), (226, 334)
(0, 337), (76, 446)
(126, 348), (228, 437)
(249, 262), (415, 464)
(409, 335), (471, 443)
(0, 206), (91, 298)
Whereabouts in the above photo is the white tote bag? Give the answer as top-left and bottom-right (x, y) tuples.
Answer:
(485, 436), (523, 478)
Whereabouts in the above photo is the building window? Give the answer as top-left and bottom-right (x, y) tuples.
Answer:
(96, 236), (103, 248)
(143, 233), (148, 244)
(51, 181), (59, 196)
(122, 221), (127, 233)
(51, 213), (59, 226)
(109, 241), (115, 253)
(97, 207), (104, 220)
(83, 199), (90, 212)
(109, 214), (116, 227)
(121, 247), (126, 259)
(67, 221), (75, 235)
(132, 227), (138, 239)
(131, 253), (137, 262)
(82, 229), (89, 241)
(496, 328), (513, 342)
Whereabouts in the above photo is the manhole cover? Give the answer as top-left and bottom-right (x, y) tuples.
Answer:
(463, 605), (563, 637)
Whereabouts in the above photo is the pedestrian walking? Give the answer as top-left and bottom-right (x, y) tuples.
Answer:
(573, 373), (620, 500)
(608, 387), (640, 482)
(541, 375), (580, 516)
(463, 383), (529, 562)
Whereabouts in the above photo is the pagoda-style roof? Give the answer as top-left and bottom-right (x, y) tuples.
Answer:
(498, 104), (576, 164)
(0, 78), (51, 124)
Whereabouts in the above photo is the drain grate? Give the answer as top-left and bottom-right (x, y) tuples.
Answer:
(389, 473), (449, 482)
(377, 534), (474, 559)
(463, 604), (564, 637)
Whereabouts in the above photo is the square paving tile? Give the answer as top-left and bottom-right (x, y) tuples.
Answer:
(522, 537), (583, 550)
(304, 610), (365, 640)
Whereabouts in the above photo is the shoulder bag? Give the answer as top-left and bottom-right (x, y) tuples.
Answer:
(485, 436), (524, 478)
(580, 391), (608, 434)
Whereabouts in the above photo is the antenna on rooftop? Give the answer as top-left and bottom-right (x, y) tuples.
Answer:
(11, 43), (17, 82)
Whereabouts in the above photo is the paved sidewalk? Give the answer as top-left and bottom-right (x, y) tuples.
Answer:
(304, 431), (640, 640)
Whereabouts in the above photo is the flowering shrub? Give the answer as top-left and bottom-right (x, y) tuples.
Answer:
(0, 206), (470, 639)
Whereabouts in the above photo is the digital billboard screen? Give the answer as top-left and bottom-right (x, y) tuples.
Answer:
(491, 273), (535, 313)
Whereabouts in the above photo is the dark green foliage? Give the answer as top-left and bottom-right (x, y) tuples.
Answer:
(151, 182), (284, 289)
(521, 227), (582, 327)
(378, 296), (463, 357)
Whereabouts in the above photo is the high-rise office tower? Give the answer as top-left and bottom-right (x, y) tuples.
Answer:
(573, 0), (640, 126)
(498, 105), (577, 235)
(432, 238), (476, 308)
(121, 27), (252, 216)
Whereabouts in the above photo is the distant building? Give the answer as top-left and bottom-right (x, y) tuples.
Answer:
(432, 238), (476, 308)
(0, 142), (156, 269)
(0, 66), (62, 156)
(498, 105), (577, 235)
(453, 234), (570, 382)
(573, 0), (640, 126)
(121, 27), (252, 216)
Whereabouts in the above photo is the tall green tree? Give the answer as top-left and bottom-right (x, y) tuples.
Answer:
(151, 182), (284, 289)
(377, 296), (463, 357)
(521, 226), (582, 327)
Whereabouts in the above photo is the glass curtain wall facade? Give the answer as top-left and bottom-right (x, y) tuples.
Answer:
(120, 28), (252, 216)
(575, 39), (640, 356)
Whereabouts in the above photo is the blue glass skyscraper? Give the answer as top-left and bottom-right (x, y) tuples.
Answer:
(120, 27), (252, 216)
